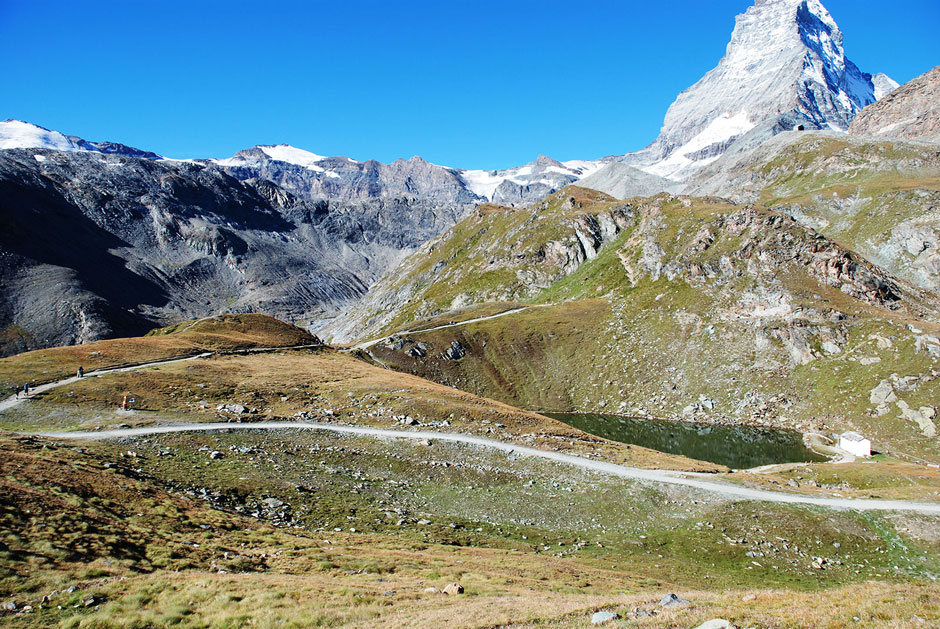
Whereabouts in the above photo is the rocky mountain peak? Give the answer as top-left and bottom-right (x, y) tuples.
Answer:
(638, 0), (891, 181)
(533, 154), (564, 169)
(872, 72), (900, 100)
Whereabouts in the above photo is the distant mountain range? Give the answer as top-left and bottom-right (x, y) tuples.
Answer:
(0, 0), (936, 354)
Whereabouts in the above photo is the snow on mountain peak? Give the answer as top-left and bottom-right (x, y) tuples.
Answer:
(0, 119), (162, 160)
(258, 144), (328, 168)
(456, 156), (605, 202)
(873, 73), (900, 100)
(0, 119), (86, 152)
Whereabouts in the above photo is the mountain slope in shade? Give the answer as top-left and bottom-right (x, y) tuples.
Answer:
(0, 147), (472, 355)
(849, 65), (940, 143)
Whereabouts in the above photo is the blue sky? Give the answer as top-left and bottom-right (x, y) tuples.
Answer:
(2, 0), (937, 168)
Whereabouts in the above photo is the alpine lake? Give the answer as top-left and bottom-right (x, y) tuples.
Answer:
(544, 412), (828, 469)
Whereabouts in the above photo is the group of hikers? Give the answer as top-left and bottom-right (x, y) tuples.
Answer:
(11, 365), (84, 400)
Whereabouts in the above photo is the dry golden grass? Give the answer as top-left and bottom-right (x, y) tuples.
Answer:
(0, 314), (316, 390)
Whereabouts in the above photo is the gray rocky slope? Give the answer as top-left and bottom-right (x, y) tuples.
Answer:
(0, 148), (467, 355)
(848, 64), (940, 143)
(210, 145), (601, 207)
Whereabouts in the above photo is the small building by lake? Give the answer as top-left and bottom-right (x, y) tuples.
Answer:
(839, 431), (871, 458)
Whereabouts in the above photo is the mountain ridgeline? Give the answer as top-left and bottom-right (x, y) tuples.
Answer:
(0, 0), (937, 358)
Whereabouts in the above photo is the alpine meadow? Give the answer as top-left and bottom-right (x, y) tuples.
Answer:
(1, 0), (940, 627)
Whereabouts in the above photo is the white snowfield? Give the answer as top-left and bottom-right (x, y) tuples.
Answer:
(457, 158), (606, 201)
(0, 119), (87, 152)
(33, 421), (940, 515)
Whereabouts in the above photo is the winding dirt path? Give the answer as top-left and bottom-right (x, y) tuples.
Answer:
(350, 306), (542, 351)
(31, 421), (940, 515)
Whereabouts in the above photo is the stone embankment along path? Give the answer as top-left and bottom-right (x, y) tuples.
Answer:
(0, 344), (321, 414)
(31, 421), (940, 515)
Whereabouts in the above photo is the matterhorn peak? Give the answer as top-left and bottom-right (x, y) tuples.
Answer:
(639, 0), (893, 181)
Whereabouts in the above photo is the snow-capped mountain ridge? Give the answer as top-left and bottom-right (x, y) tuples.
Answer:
(1, 1), (903, 198)
(633, 0), (894, 181)
(456, 155), (606, 203)
(0, 120), (161, 160)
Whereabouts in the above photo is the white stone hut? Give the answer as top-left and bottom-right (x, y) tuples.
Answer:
(839, 431), (871, 458)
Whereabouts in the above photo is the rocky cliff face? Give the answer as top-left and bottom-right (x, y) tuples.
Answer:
(682, 130), (940, 298)
(849, 65), (940, 143)
(213, 147), (480, 204)
(0, 148), (469, 355)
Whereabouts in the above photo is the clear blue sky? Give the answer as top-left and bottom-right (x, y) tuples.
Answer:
(2, 0), (937, 168)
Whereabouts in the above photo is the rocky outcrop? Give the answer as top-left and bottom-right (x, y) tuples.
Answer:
(849, 65), (940, 143)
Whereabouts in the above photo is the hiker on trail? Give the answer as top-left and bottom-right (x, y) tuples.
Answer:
(77, 366), (84, 378)
(13, 385), (19, 399)
(23, 383), (29, 396)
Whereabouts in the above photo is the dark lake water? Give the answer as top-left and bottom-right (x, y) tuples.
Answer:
(543, 412), (827, 469)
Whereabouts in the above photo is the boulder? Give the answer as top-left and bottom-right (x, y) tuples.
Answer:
(442, 583), (464, 595)
(591, 610), (619, 624)
(443, 341), (467, 360)
(869, 380), (897, 405)
(216, 403), (248, 414)
(896, 401), (937, 437)
(694, 620), (737, 629)
(659, 593), (690, 608)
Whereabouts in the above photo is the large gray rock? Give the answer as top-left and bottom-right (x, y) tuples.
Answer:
(694, 620), (737, 629)
(659, 593), (690, 608)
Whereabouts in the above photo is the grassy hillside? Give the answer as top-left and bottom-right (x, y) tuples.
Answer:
(3, 427), (939, 627)
(356, 190), (940, 462)
(325, 187), (633, 343)
(2, 303), (939, 627)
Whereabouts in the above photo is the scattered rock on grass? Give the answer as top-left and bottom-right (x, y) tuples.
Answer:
(659, 593), (690, 608)
(217, 403), (248, 414)
(694, 620), (737, 629)
(591, 610), (619, 624)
